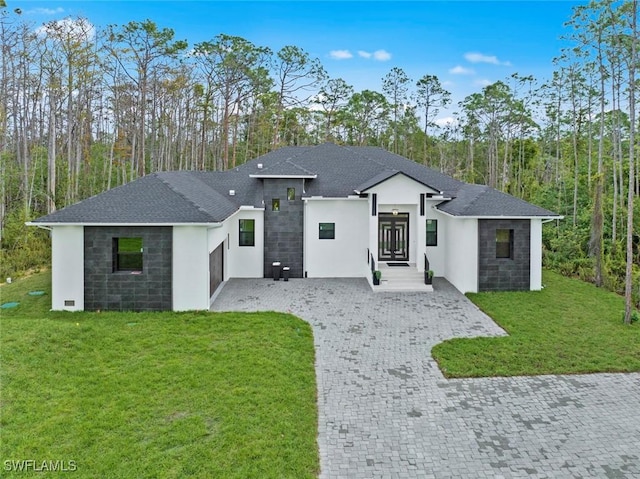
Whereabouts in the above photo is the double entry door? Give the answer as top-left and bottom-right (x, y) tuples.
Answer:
(378, 213), (409, 262)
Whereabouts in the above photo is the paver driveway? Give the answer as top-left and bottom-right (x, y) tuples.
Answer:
(212, 278), (640, 478)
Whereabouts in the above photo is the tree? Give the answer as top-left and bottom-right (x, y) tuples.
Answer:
(460, 81), (528, 189)
(415, 74), (450, 165)
(567, 1), (615, 288)
(313, 78), (353, 141)
(193, 34), (271, 169)
(382, 67), (410, 153)
(621, 0), (638, 324)
(40, 17), (98, 207)
(106, 20), (187, 177)
(343, 90), (389, 146)
(271, 45), (325, 146)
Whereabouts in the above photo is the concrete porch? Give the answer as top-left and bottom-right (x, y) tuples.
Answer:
(373, 262), (433, 292)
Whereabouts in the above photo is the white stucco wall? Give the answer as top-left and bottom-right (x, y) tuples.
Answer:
(422, 206), (447, 275)
(304, 199), (369, 277)
(366, 174), (439, 268)
(530, 219), (543, 290)
(51, 226), (84, 311)
(226, 209), (264, 278)
(173, 226), (210, 311)
(368, 196), (377, 270)
(367, 173), (438, 204)
(443, 217), (478, 293)
(205, 209), (264, 284)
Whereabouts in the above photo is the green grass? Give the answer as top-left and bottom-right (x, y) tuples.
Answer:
(432, 270), (640, 378)
(0, 272), (319, 478)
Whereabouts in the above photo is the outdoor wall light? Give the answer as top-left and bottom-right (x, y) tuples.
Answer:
(392, 209), (399, 216)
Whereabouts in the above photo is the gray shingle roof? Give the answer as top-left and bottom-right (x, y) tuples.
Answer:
(354, 146), (465, 197)
(354, 170), (401, 193)
(251, 158), (317, 177)
(33, 143), (559, 224)
(157, 172), (239, 221)
(32, 174), (221, 223)
(437, 184), (558, 217)
(354, 170), (444, 195)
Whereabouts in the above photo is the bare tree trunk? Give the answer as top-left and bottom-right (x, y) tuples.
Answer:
(47, 89), (56, 213)
(590, 37), (606, 288)
(624, 0), (637, 324)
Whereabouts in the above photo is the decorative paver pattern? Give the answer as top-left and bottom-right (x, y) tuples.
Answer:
(212, 278), (640, 478)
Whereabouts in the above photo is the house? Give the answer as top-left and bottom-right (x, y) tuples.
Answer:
(30, 143), (560, 312)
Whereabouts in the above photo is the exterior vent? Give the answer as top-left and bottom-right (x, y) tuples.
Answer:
(257, 163), (263, 169)
(229, 190), (235, 196)
(64, 300), (75, 307)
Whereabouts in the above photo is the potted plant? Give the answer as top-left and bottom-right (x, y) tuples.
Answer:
(424, 269), (434, 285)
(373, 270), (382, 285)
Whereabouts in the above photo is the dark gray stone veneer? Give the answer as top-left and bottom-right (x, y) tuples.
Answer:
(84, 226), (172, 311)
(478, 219), (530, 291)
(262, 179), (304, 278)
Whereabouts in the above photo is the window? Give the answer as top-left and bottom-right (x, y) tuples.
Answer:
(113, 237), (143, 272)
(272, 198), (280, 211)
(426, 219), (438, 246)
(496, 229), (514, 259)
(287, 187), (295, 201)
(239, 219), (255, 246)
(319, 222), (335, 240)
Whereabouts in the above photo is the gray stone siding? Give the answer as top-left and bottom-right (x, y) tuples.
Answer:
(262, 179), (304, 278)
(84, 226), (172, 311)
(478, 219), (530, 291)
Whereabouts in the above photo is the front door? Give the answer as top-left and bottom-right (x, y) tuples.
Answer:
(378, 213), (409, 261)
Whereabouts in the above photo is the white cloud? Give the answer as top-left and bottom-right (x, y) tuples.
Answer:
(329, 50), (353, 60)
(373, 49), (391, 61)
(26, 7), (64, 15)
(464, 52), (511, 66)
(434, 116), (458, 128)
(356, 49), (391, 61)
(36, 17), (95, 41)
(449, 65), (475, 75)
(474, 79), (493, 87)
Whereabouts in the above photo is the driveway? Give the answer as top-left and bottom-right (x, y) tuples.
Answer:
(212, 278), (640, 478)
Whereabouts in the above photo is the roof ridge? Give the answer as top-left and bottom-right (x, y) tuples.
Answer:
(458, 184), (490, 213)
(342, 145), (391, 169)
(157, 172), (220, 220)
(284, 158), (316, 175)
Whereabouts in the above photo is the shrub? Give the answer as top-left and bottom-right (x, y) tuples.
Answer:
(0, 209), (50, 279)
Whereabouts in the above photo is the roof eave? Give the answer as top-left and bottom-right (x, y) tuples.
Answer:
(302, 196), (367, 201)
(434, 209), (564, 220)
(358, 171), (443, 195)
(26, 221), (225, 227)
(249, 174), (317, 179)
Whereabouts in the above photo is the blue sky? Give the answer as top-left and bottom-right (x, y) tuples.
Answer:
(15, 0), (585, 121)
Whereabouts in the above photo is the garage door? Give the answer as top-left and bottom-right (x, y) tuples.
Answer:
(209, 243), (224, 297)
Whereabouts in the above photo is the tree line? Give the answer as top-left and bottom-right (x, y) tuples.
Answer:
(0, 0), (638, 320)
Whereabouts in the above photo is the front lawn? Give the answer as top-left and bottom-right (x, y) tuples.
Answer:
(432, 270), (640, 378)
(0, 272), (319, 478)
